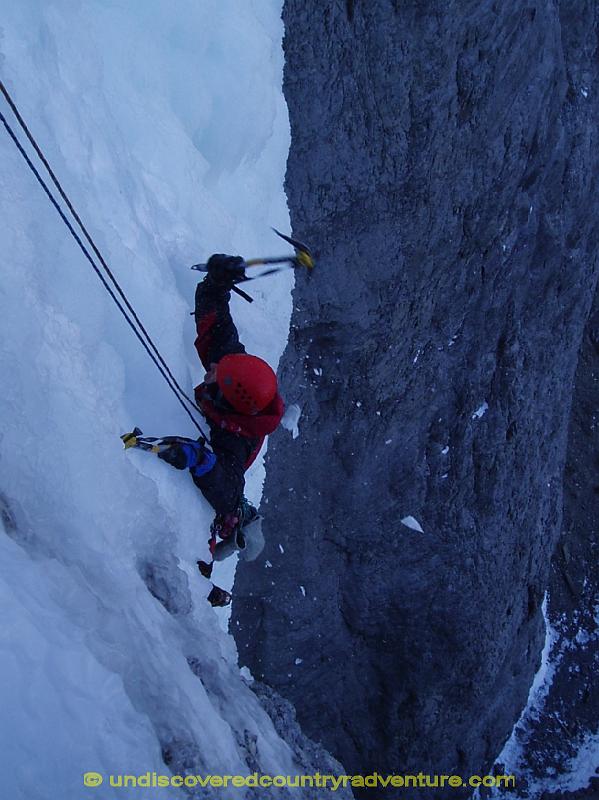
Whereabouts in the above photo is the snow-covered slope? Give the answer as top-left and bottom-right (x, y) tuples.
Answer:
(0, 4), (336, 798)
(488, 598), (599, 798)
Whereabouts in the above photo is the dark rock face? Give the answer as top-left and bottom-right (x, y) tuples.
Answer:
(501, 285), (599, 798)
(233, 1), (599, 796)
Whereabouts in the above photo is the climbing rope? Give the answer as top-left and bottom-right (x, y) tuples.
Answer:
(0, 79), (210, 439)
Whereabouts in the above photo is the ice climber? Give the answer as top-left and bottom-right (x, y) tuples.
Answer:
(155, 254), (284, 605)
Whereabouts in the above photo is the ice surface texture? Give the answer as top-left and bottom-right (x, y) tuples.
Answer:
(0, 2), (349, 798)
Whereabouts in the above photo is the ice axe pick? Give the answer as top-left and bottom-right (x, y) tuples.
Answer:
(190, 228), (315, 303)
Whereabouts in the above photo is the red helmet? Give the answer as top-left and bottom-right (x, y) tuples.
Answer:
(216, 354), (278, 414)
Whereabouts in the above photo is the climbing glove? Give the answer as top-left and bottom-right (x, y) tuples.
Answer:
(206, 254), (246, 287)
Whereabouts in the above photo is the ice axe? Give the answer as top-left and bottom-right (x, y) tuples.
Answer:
(190, 228), (315, 303)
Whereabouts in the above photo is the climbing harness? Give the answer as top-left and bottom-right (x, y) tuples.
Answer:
(0, 79), (209, 438)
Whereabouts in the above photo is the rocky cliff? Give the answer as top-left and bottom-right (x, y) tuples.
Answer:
(233, 2), (599, 796)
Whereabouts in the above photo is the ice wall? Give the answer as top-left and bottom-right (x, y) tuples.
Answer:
(0, 3), (341, 798)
